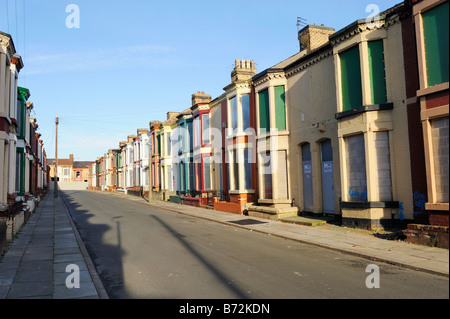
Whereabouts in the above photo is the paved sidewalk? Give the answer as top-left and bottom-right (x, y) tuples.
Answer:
(104, 191), (449, 278)
(0, 193), (108, 299)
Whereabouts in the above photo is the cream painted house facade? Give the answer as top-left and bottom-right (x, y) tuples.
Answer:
(0, 32), (22, 213)
(285, 26), (342, 219)
(330, 6), (414, 229)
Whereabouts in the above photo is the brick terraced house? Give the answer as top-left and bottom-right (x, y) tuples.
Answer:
(88, 0), (448, 248)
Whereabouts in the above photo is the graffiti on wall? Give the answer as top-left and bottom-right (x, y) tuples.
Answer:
(413, 191), (426, 218)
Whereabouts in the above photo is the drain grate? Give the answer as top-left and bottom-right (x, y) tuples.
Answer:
(227, 219), (268, 226)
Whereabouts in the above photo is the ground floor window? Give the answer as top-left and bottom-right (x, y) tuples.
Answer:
(373, 132), (392, 201)
(277, 150), (289, 200)
(15, 151), (24, 194)
(345, 134), (367, 202)
(244, 149), (252, 190)
(431, 116), (449, 203)
(262, 152), (272, 199)
(203, 157), (211, 191)
(143, 167), (149, 187)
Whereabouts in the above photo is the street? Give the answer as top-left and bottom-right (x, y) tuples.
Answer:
(61, 190), (449, 299)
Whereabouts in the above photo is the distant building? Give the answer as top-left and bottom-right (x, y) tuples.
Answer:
(48, 154), (90, 183)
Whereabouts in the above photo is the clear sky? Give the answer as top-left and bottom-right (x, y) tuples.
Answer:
(1, 0), (402, 162)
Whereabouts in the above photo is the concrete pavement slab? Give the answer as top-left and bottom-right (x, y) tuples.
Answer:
(6, 281), (53, 299)
(14, 269), (53, 283)
(0, 192), (107, 299)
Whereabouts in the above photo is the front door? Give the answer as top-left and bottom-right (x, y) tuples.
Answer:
(302, 143), (313, 212)
(321, 140), (335, 214)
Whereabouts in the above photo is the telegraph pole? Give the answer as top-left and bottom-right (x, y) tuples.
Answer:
(148, 133), (153, 201)
(54, 116), (59, 198)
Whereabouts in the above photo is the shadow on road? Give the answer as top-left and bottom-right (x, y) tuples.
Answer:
(151, 215), (250, 299)
(59, 190), (128, 299)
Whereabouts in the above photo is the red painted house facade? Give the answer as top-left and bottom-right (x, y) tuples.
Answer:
(191, 92), (213, 205)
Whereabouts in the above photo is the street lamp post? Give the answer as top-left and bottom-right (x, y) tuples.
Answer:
(148, 133), (153, 202)
(54, 116), (59, 198)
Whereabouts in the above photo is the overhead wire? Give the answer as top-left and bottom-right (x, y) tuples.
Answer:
(5, 0), (9, 33)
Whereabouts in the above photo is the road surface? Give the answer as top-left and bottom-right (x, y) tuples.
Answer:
(60, 190), (449, 299)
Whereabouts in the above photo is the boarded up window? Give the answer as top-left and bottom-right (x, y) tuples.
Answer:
(277, 150), (288, 199)
(345, 134), (367, 202)
(423, 1), (449, 86)
(259, 89), (270, 133)
(368, 40), (387, 105)
(431, 117), (449, 203)
(340, 45), (363, 111)
(374, 132), (392, 201)
(274, 86), (286, 131)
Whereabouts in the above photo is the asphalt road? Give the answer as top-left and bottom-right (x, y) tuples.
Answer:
(60, 190), (449, 299)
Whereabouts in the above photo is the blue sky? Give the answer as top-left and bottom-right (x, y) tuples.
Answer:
(1, 0), (401, 161)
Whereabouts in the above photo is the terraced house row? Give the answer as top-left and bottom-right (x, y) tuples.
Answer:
(1, 31), (50, 248)
(88, 1), (448, 240)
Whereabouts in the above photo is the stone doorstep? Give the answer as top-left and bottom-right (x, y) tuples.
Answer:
(247, 205), (299, 221)
(281, 216), (328, 227)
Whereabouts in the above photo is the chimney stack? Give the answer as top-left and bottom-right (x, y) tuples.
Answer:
(167, 112), (180, 120)
(192, 91), (212, 107)
(137, 128), (149, 135)
(231, 59), (257, 82)
(298, 24), (335, 53)
(69, 154), (74, 161)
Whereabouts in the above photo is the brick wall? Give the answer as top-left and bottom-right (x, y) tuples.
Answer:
(1, 211), (25, 243)
(403, 224), (449, 249)
(214, 201), (242, 215)
(429, 211), (449, 227)
(182, 197), (201, 207)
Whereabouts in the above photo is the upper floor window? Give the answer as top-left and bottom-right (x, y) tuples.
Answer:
(242, 94), (250, 131)
(340, 46), (363, 110)
(167, 133), (172, 156)
(259, 89), (270, 133)
(339, 40), (387, 111)
(274, 86), (287, 131)
(422, 1), (449, 87)
(143, 139), (149, 159)
(202, 113), (210, 145)
(16, 99), (23, 136)
(194, 116), (201, 147)
(258, 87), (286, 132)
(230, 96), (238, 131)
(368, 40), (387, 105)
(157, 133), (161, 155)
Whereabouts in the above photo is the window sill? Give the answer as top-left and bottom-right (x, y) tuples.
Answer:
(417, 82), (449, 98)
(425, 202), (449, 211)
(335, 103), (393, 120)
(340, 201), (399, 209)
(257, 130), (290, 139)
